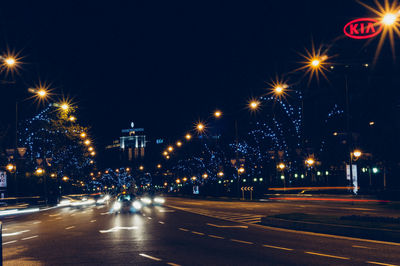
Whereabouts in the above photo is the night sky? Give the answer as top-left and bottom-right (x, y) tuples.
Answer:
(0, 0), (395, 150)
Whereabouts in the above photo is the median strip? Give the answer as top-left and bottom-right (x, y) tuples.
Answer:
(305, 251), (349, 260)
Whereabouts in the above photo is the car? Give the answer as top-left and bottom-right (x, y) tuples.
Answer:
(139, 193), (166, 206)
(112, 194), (142, 214)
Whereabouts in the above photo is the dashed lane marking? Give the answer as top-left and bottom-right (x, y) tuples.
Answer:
(33, 221), (41, 224)
(366, 261), (399, 266)
(65, 226), (75, 230)
(230, 239), (253, 245)
(147, 217), (152, 220)
(2, 240), (17, 245)
(139, 253), (162, 261)
(22, 235), (38, 241)
(90, 220), (96, 223)
(192, 231), (205, 236)
(305, 251), (349, 260)
(207, 223), (248, 228)
(167, 263), (181, 266)
(178, 228), (189, 232)
(263, 244), (293, 251)
(159, 221), (165, 224)
(208, 234), (225, 239)
(353, 245), (373, 249)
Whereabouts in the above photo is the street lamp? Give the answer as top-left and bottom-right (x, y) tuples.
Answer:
(6, 163), (16, 173)
(139, 165), (144, 171)
(353, 149), (362, 158)
(168, 146), (174, 152)
(196, 122), (205, 134)
(248, 99), (260, 111)
(185, 133), (192, 140)
(217, 171), (224, 177)
(278, 163), (286, 170)
(176, 141), (182, 147)
(305, 158), (315, 167)
(214, 110), (222, 118)
(382, 13), (397, 26)
(80, 132), (87, 138)
(84, 139), (91, 146)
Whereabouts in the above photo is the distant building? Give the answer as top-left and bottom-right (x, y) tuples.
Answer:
(105, 123), (147, 163)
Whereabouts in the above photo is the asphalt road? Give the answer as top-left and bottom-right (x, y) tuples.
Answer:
(2, 197), (400, 265)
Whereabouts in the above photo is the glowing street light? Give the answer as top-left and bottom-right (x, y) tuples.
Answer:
(6, 163), (15, 172)
(139, 165), (144, 171)
(278, 163), (286, 170)
(163, 151), (168, 156)
(382, 13), (397, 26)
(185, 133), (192, 140)
(176, 141), (182, 147)
(35, 168), (45, 175)
(353, 150), (362, 158)
(217, 171), (224, 177)
(62, 176), (69, 182)
(182, 177), (188, 182)
(214, 110), (222, 118)
(4, 57), (16, 67)
(60, 103), (70, 111)
(238, 167), (245, 174)
(90, 151), (96, 156)
(196, 122), (206, 133)
(69, 116), (76, 122)
(84, 139), (91, 146)
(202, 173), (208, 179)
(88, 146), (94, 152)
(168, 146), (174, 152)
(157, 164), (162, 169)
(305, 158), (315, 167)
(80, 132), (87, 138)
(249, 99), (260, 111)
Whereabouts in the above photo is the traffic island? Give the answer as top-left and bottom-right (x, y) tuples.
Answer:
(260, 213), (400, 243)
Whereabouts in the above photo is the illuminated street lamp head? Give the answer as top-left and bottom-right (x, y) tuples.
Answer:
(249, 100), (260, 110)
(176, 179), (181, 184)
(157, 164), (162, 169)
(4, 57), (16, 66)
(88, 146), (94, 152)
(176, 141), (182, 147)
(278, 163), (285, 170)
(80, 132), (87, 138)
(196, 122), (206, 133)
(185, 133), (192, 140)
(305, 158), (315, 166)
(311, 58), (320, 67)
(163, 151), (168, 156)
(238, 167), (245, 173)
(383, 13), (397, 25)
(69, 116), (76, 122)
(202, 173), (208, 178)
(6, 163), (15, 172)
(168, 146), (174, 152)
(61, 103), (69, 111)
(84, 139), (91, 146)
(139, 165), (144, 171)
(217, 171), (224, 177)
(35, 168), (44, 175)
(62, 176), (69, 182)
(37, 89), (47, 97)
(353, 150), (362, 158)
(214, 110), (222, 118)
(90, 151), (96, 156)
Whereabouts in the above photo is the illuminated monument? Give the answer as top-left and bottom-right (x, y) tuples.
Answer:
(105, 122), (146, 162)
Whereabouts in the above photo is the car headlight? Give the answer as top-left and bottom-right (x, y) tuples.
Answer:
(141, 197), (152, 204)
(154, 197), (165, 204)
(113, 202), (122, 210)
(132, 201), (142, 210)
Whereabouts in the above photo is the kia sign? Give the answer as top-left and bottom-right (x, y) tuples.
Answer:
(344, 18), (383, 39)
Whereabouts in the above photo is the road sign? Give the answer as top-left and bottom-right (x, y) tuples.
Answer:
(0, 171), (7, 188)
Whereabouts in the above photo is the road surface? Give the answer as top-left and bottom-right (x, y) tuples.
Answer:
(2, 197), (400, 265)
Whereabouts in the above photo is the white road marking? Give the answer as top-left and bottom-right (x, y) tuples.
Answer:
(353, 245), (373, 249)
(65, 226), (75, 230)
(263, 244), (293, 251)
(191, 231), (205, 236)
(208, 234), (225, 239)
(367, 261), (399, 266)
(230, 239), (253, 244)
(2, 240), (17, 245)
(90, 220), (96, 223)
(158, 209), (175, 212)
(178, 228), (189, 232)
(139, 253), (162, 261)
(305, 251), (349, 260)
(3, 230), (30, 237)
(33, 221), (41, 224)
(99, 226), (138, 233)
(167, 263), (181, 266)
(207, 223), (248, 228)
(147, 217), (152, 220)
(159, 221), (165, 224)
(49, 214), (60, 217)
(100, 212), (109, 215)
(55, 217), (62, 220)
(22, 235), (38, 240)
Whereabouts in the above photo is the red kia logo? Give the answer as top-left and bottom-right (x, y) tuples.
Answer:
(344, 18), (383, 39)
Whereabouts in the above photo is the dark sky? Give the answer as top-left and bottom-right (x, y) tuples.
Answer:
(0, 0), (381, 148)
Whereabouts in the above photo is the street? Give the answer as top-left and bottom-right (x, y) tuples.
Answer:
(2, 198), (400, 265)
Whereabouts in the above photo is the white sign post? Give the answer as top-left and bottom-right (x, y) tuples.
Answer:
(0, 171), (7, 188)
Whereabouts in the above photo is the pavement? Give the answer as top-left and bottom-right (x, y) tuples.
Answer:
(1, 197), (400, 265)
